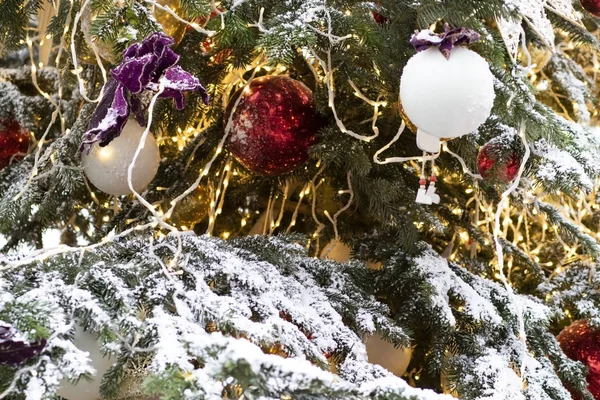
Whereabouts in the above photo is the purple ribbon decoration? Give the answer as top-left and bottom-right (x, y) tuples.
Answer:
(410, 24), (481, 59)
(0, 324), (47, 367)
(81, 32), (209, 151)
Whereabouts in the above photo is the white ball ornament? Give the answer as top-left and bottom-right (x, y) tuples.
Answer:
(400, 46), (495, 153)
(365, 333), (413, 377)
(57, 326), (115, 400)
(82, 119), (160, 196)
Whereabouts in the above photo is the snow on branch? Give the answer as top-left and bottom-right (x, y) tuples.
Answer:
(0, 233), (432, 399)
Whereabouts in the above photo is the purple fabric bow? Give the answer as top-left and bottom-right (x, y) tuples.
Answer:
(0, 324), (47, 367)
(410, 24), (480, 59)
(81, 32), (209, 151)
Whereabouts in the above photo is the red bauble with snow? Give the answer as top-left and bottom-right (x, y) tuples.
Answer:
(0, 119), (29, 170)
(558, 320), (600, 399)
(226, 76), (321, 176)
(371, 10), (388, 25)
(582, 0), (600, 17)
(477, 142), (521, 183)
(370, 2), (389, 25)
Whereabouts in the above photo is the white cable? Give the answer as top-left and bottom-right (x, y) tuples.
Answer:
(492, 121), (531, 382)
(443, 144), (483, 180)
(70, 0), (107, 103)
(373, 121), (441, 164)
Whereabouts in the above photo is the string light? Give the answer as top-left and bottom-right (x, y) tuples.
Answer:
(323, 172), (354, 247)
(14, 1), (72, 200)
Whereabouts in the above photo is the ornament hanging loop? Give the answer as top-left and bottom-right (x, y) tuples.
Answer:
(415, 153), (440, 205)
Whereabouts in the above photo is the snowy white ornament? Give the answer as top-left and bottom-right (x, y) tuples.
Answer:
(57, 326), (115, 400)
(364, 333), (413, 377)
(400, 47), (495, 153)
(82, 119), (160, 196)
(497, 17), (522, 62)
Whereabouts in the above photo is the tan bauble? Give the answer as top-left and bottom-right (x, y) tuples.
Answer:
(365, 333), (413, 377)
(440, 369), (460, 398)
(248, 210), (272, 235)
(80, 6), (118, 64)
(57, 326), (115, 400)
(320, 240), (382, 270)
(154, 0), (187, 46)
(398, 99), (418, 133)
(80, 0), (186, 65)
(166, 186), (211, 229)
(82, 120), (160, 196)
(317, 183), (341, 217)
(320, 240), (352, 262)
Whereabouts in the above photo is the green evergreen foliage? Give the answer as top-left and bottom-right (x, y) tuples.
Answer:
(2, 0), (600, 398)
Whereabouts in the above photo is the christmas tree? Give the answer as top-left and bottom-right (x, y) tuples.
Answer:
(3, 0), (600, 398)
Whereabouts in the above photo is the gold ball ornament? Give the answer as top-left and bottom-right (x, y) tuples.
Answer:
(440, 369), (460, 398)
(153, 0), (187, 46)
(320, 240), (382, 270)
(80, 6), (118, 64)
(317, 183), (341, 217)
(321, 240), (351, 262)
(166, 186), (211, 229)
(80, 0), (186, 65)
(398, 99), (418, 133)
(364, 333), (413, 377)
(439, 351), (459, 398)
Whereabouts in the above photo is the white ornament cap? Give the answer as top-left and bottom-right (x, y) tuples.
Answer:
(416, 129), (441, 153)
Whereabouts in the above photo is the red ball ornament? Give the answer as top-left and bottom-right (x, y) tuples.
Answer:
(226, 76), (321, 176)
(188, 6), (225, 31)
(558, 320), (600, 399)
(477, 142), (521, 183)
(0, 119), (29, 170)
(582, 0), (600, 17)
(371, 10), (388, 25)
(371, 2), (389, 25)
